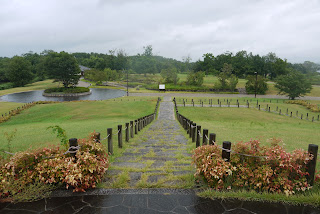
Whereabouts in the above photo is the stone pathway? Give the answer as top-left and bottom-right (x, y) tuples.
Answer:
(104, 96), (194, 188)
(1, 97), (320, 213)
(1, 189), (320, 214)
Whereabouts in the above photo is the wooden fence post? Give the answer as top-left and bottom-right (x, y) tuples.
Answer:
(203, 129), (208, 145)
(125, 123), (129, 142)
(192, 123), (196, 143)
(69, 138), (78, 159)
(135, 120), (138, 134)
(93, 132), (100, 143)
(107, 128), (113, 154)
(186, 119), (190, 134)
(209, 133), (216, 145)
(130, 121), (134, 138)
(189, 121), (193, 138)
(138, 119), (141, 131)
(118, 125), (122, 148)
(222, 141), (232, 162)
(307, 144), (318, 186)
(196, 125), (201, 147)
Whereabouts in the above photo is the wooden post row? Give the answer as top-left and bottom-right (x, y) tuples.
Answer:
(107, 128), (113, 154)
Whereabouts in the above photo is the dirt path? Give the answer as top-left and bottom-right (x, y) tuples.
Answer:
(104, 97), (194, 188)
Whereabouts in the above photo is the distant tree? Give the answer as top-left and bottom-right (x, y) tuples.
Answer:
(84, 68), (122, 83)
(142, 45), (153, 57)
(160, 68), (179, 84)
(114, 49), (128, 70)
(245, 75), (268, 95)
(7, 56), (33, 86)
(182, 55), (192, 72)
(228, 74), (238, 91)
(186, 71), (205, 86)
(0, 57), (10, 82)
(275, 71), (312, 100)
(217, 63), (233, 90)
(44, 51), (80, 88)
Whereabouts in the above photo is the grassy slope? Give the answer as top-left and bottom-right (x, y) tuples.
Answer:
(125, 73), (320, 96)
(0, 102), (24, 116)
(178, 106), (320, 152)
(0, 80), (59, 96)
(175, 97), (320, 120)
(0, 97), (157, 152)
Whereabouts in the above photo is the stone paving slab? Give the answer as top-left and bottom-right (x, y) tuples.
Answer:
(1, 189), (319, 214)
(105, 98), (195, 188)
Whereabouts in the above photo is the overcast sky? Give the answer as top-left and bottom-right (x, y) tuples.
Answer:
(1, 0), (319, 63)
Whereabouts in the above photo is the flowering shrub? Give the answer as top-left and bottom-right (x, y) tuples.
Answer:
(192, 139), (312, 195)
(286, 100), (320, 112)
(0, 132), (109, 200)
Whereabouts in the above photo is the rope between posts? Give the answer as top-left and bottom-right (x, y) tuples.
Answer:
(205, 135), (209, 140)
(63, 146), (81, 155)
(113, 129), (121, 135)
(101, 134), (110, 141)
(0, 150), (15, 155)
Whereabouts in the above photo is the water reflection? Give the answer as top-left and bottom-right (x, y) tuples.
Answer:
(0, 88), (126, 103)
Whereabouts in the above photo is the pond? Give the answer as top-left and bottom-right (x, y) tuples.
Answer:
(0, 88), (126, 103)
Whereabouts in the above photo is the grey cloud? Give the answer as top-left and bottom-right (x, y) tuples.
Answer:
(0, 0), (319, 63)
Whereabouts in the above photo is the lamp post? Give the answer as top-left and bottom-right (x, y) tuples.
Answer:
(254, 72), (257, 98)
(126, 69), (129, 96)
(123, 69), (129, 96)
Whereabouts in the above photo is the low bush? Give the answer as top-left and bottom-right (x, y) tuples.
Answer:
(286, 100), (320, 112)
(0, 82), (14, 90)
(0, 132), (109, 201)
(192, 139), (313, 196)
(44, 87), (90, 94)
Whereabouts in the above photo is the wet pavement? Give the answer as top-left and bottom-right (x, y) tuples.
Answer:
(104, 96), (194, 188)
(1, 189), (320, 214)
(1, 97), (320, 213)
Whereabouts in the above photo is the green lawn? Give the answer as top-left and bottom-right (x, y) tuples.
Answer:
(175, 97), (320, 120)
(0, 80), (59, 96)
(121, 73), (320, 96)
(178, 105), (320, 152)
(0, 102), (24, 116)
(0, 97), (157, 152)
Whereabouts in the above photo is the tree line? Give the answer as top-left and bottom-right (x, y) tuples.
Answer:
(0, 46), (319, 99)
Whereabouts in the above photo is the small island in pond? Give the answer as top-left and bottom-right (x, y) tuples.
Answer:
(43, 87), (91, 97)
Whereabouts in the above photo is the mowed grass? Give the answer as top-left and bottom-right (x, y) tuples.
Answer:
(124, 73), (320, 96)
(178, 106), (320, 152)
(175, 97), (320, 120)
(0, 102), (24, 116)
(0, 97), (157, 152)
(0, 80), (59, 96)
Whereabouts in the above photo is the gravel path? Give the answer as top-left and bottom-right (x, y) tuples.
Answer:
(104, 97), (194, 188)
(77, 79), (91, 88)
